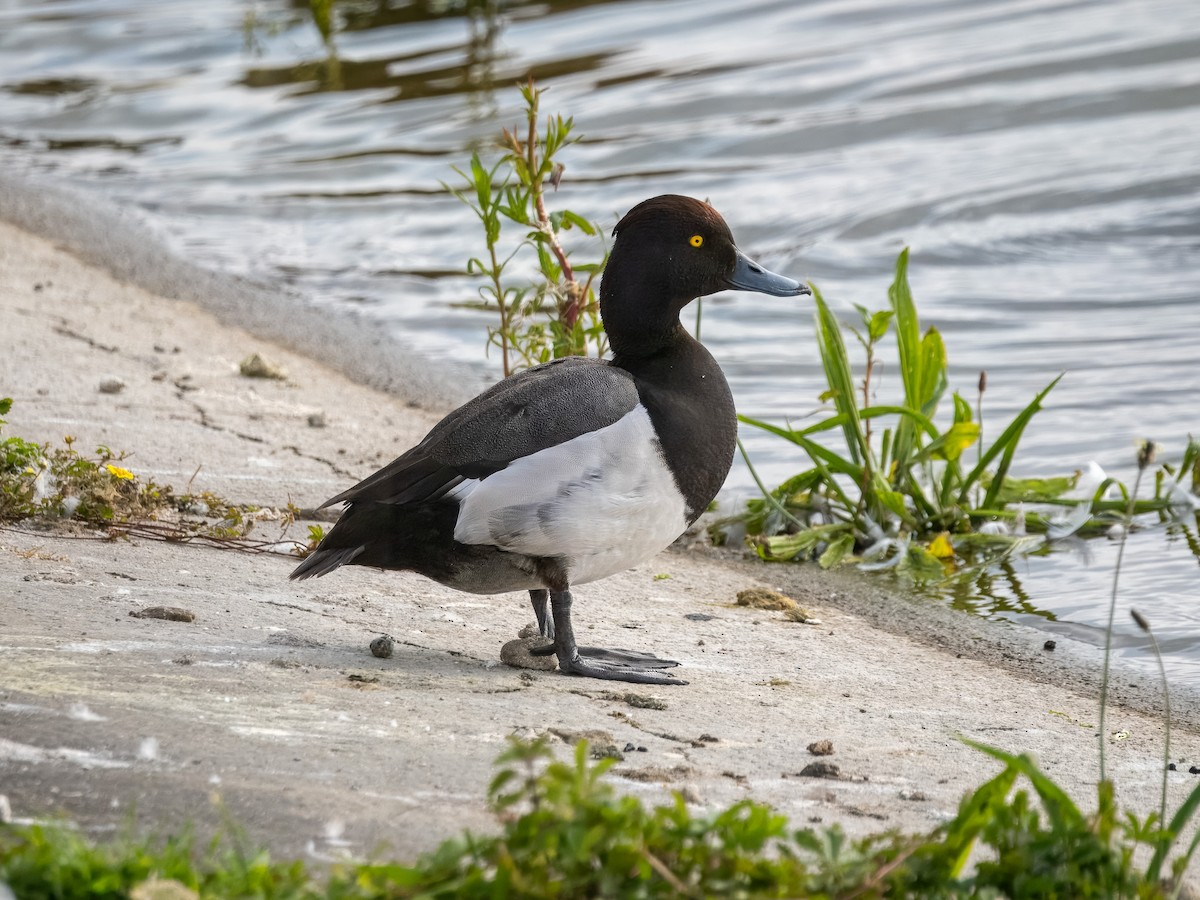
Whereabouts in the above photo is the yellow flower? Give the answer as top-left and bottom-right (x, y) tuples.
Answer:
(927, 532), (955, 559)
(105, 464), (135, 481)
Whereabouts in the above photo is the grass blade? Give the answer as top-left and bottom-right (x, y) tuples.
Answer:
(960, 374), (1064, 509)
(1148, 781), (1200, 881)
(813, 287), (868, 467)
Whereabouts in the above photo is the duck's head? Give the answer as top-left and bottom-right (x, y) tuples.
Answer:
(601, 195), (810, 351)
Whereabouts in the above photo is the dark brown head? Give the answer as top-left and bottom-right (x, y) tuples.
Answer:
(600, 195), (809, 356)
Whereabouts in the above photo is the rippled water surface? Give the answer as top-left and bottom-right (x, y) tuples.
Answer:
(2, 0), (1198, 679)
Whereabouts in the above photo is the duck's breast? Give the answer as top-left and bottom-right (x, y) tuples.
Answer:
(449, 405), (688, 585)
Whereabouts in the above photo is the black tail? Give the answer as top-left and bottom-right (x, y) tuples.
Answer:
(290, 543), (365, 580)
(288, 500), (459, 582)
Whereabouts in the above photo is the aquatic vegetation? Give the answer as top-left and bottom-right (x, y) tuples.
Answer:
(447, 78), (608, 376)
(726, 252), (1200, 583)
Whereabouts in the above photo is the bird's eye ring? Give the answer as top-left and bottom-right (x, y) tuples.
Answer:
(689, 234), (704, 248)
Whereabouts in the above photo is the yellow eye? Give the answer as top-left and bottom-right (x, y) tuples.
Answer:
(689, 234), (704, 248)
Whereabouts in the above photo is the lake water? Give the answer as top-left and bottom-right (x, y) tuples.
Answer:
(2, 0), (1198, 682)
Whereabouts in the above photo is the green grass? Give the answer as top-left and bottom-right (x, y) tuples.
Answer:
(3, 737), (1199, 898)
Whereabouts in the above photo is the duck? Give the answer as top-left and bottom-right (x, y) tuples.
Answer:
(290, 195), (809, 684)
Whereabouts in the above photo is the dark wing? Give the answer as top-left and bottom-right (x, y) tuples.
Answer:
(320, 357), (640, 508)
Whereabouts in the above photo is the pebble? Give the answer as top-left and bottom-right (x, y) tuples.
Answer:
(1043, 640), (1057, 651)
(807, 739), (835, 756)
(369, 634), (394, 659)
(500, 636), (557, 671)
(239, 352), (287, 380)
(797, 761), (841, 779)
(98, 376), (126, 394)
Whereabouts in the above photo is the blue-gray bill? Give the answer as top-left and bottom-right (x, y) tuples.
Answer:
(727, 249), (811, 297)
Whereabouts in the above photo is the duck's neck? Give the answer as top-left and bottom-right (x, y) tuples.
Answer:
(600, 271), (736, 523)
(600, 262), (691, 363)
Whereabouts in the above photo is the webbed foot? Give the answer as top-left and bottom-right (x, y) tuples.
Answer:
(546, 589), (687, 686)
(528, 642), (678, 669)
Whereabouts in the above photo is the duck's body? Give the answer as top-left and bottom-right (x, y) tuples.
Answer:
(291, 195), (808, 684)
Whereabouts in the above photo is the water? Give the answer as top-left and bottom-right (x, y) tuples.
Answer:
(2, 0), (1198, 680)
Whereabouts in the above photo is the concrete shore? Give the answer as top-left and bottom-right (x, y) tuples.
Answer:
(2, 216), (1197, 870)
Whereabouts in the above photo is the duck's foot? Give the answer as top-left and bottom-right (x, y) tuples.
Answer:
(558, 650), (688, 685)
(546, 588), (687, 686)
(528, 642), (678, 669)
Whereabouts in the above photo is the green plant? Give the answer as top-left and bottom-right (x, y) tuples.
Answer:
(5, 735), (1200, 896)
(447, 78), (608, 376)
(731, 252), (1200, 584)
(0, 397), (304, 552)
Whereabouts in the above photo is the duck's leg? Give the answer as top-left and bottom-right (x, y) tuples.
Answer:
(529, 589), (554, 639)
(549, 589), (687, 685)
(528, 589), (677, 669)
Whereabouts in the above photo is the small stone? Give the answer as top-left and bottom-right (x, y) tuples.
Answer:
(129, 606), (195, 623)
(684, 613), (716, 621)
(98, 376), (126, 394)
(797, 761), (841, 779)
(1168, 762), (1177, 771)
(807, 739), (835, 756)
(736, 587), (797, 611)
(500, 637), (557, 671)
(369, 635), (394, 659)
(1044, 640), (1057, 651)
(899, 789), (928, 801)
(680, 785), (702, 804)
(307, 412), (327, 428)
(1189, 765), (1200, 775)
(623, 742), (636, 753)
(239, 353), (287, 380)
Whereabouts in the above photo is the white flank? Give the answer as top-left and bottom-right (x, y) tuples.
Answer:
(451, 406), (688, 585)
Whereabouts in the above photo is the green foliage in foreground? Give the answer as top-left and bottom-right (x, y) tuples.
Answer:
(3, 738), (1198, 898)
(729, 253), (1200, 583)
